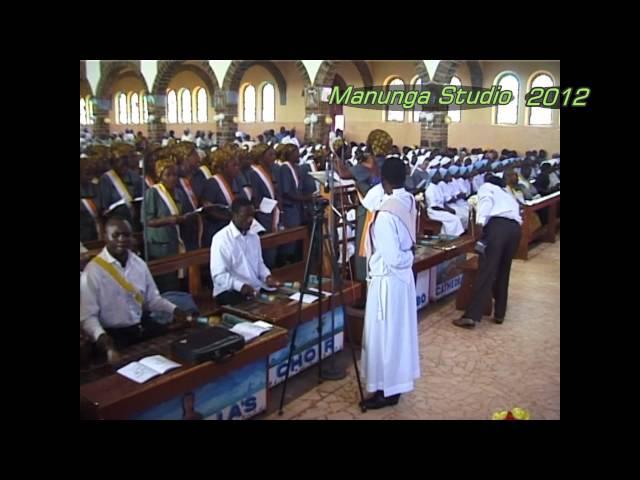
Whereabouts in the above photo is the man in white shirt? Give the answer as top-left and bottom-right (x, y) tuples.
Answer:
(210, 197), (280, 306)
(181, 129), (193, 142)
(288, 128), (301, 148)
(80, 218), (190, 356)
(453, 178), (522, 329)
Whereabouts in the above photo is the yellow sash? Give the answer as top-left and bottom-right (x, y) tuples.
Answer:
(92, 256), (143, 305)
(106, 169), (133, 204)
(154, 183), (180, 215)
(199, 165), (213, 179)
(153, 184), (186, 277)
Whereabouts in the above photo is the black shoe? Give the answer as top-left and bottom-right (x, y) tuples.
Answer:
(453, 317), (475, 329)
(494, 316), (504, 324)
(361, 393), (401, 410)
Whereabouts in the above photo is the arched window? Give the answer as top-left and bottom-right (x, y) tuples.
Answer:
(449, 76), (462, 123)
(495, 73), (520, 125)
(167, 90), (178, 123)
(261, 83), (275, 122)
(117, 92), (128, 124)
(130, 93), (140, 124)
(180, 89), (192, 124)
(243, 84), (256, 123)
(528, 73), (554, 126)
(411, 77), (422, 123)
(141, 92), (148, 123)
(385, 78), (405, 122)
(80, 97), (88, 125)
(195, 88), (208, 123)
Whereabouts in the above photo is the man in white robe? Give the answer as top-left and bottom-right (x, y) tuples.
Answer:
(360, 157), (420, 410)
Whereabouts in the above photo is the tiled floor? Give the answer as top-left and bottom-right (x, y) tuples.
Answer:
(261, 238), (560, 420)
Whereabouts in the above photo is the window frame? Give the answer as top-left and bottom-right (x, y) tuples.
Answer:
(527, 71), (555, 127)
(493, 71), (521, 126)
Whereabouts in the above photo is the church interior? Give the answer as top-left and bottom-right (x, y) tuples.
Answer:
(80, 59), (560, 421)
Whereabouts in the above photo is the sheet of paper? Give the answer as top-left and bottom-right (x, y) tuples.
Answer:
(289, 292), (320, 304)
(117, 362), (161, 384)
(307, 287), (332, 297)
(230, 322), (270, 342)
(259, 197), (278, 214)
(250, 219), (266, 235)
(139, 355), (181, 375)
(253, 320), (274, 330)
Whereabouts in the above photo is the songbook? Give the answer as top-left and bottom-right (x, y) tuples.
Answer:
(116, 355), (182, 384)
(229, 321), (273, 342)
(105, 197), (144, 213)
(288, 292), (318, 303)
(259, 197), (278, 214)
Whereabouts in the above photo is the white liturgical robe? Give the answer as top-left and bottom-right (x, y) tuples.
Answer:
(361, 188), (420, 396)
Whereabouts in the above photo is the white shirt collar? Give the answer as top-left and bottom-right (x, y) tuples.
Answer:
(228, 221), (244, 238)
(99, 246), (131, 268)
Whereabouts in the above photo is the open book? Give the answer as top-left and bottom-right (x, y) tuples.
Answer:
(116, 355), (182, 384)
(230, 320), (273, 342)
(105, 197), (144, 214)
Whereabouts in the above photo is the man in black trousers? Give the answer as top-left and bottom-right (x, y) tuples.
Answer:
(453, 174), (522, 328)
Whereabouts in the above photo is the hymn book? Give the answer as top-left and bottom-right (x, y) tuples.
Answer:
(116, 355), (182, 384)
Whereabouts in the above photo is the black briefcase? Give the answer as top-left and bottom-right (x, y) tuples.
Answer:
(171, 326), (245, 364)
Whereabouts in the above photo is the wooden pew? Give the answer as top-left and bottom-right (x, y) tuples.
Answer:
(455, 255), (493, 316)
(146, 226), (311, 312)
(515, 193), (560, 260)
(80, 324), (289, 420)
(80, 227), (318, 420)
(417, 203), (442, 236)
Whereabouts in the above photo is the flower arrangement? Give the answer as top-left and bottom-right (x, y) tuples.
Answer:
(492, 408), (530, 420)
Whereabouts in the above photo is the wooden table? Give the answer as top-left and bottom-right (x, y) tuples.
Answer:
(80, 324), (288, 420)
(413, 235), (476, 274)
(344, 235), (475, 347)
(221, 265), (362, 330)
(515, 192), (560, 260)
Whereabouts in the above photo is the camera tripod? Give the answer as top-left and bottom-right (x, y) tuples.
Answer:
(278, 197), (367, 415)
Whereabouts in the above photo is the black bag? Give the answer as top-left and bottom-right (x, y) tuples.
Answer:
(171, 326), (245, 364)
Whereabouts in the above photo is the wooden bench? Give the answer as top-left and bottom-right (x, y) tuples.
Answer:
(417, 203), (442, 236)
(455, 255), (492, 316)
(146, 226), (311, 313)
(515, 193), (560, 260)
